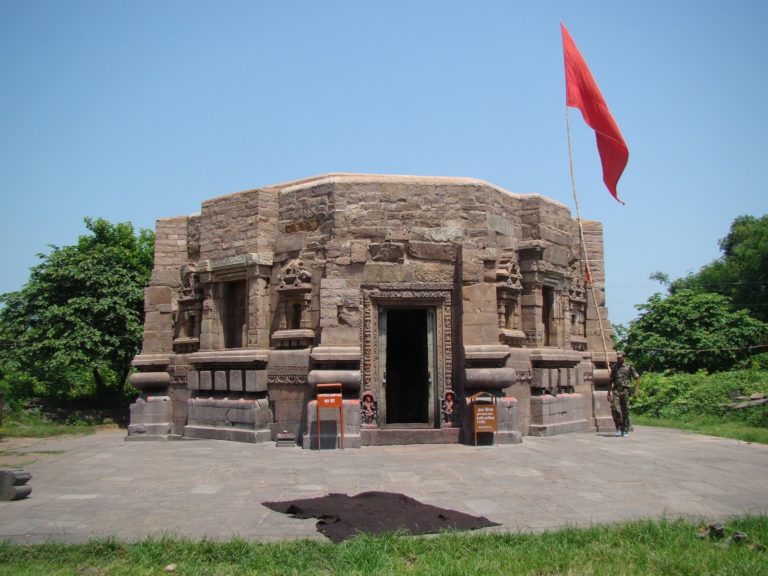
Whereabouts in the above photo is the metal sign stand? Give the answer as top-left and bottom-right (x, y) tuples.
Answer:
(316, 383), (344, 449)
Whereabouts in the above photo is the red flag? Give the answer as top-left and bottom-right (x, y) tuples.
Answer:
(561, 23), (629, 204)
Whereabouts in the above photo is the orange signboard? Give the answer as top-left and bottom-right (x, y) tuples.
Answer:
(318, 394), (343, 408)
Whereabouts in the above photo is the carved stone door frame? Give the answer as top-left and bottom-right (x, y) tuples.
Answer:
(361, 283), (454, 429)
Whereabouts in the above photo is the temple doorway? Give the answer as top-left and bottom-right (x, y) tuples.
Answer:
(380, 308), (436, 426)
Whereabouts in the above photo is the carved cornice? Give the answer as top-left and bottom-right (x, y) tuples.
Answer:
(267, 364), (309, 385)
(188, 349), (269, 365)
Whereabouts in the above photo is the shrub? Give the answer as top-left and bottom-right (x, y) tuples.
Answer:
(633, 369), (768, 425)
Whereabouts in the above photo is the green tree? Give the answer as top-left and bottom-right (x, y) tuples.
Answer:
(611, 323), (628, 352)
(671, 214), (768, 322)
(0, 218), (154, 405)
(624, 289), (767, 373)
(648, 271), (670, 287)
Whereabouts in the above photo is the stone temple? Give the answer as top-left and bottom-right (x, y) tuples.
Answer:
(127, 173), (617, 447)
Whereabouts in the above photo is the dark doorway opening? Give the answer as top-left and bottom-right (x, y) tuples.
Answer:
(385, 309), (429, 424)
(542, 286), (554, 347)
(223, 280), (246, 348)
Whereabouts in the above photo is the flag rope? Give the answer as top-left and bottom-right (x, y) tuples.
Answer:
(566, 106), (612, 368)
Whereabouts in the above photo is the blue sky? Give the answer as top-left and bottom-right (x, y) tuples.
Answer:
(1, 0), (766, 327)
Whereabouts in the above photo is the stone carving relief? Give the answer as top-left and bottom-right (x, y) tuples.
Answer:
(267, 364), (309, 386)
(360, 391), (378, 428)
(567, 267), (588, 350)
(187, 215), (201, 261)
(515, 369), (533, 388)
(170, 374), (188, 388)
(525, 330), (545, 347)
(337, 305), (359, 327)
(496, 253), (525, 346)
(497, 258), (523, 292)
(273, 259), (314, 348)
(179, 262), (201, 302)
(277, 259), (312, 291)
(528, 260), (545, 283)
(441, 390), (458, 427)
(174, 262), (203, 351)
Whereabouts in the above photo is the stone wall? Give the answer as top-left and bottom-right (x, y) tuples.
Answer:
(199, 188), (278, 261)
(128, 173), (615, 446)
(141, 217), (189, 355)
(581, 220), (612, 363)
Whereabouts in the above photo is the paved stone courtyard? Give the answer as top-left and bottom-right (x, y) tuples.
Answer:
(1, 427), (767, 544)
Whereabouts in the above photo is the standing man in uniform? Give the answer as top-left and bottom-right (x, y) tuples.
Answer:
(608, 351), (640, 437)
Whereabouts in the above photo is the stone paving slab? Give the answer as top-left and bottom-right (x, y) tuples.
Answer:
(1, 427), (767, 544)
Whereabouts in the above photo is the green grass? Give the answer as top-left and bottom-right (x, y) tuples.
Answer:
(634, 414), (768, 444)
(0, 516), (766, 575)
(0, 410), (94, 438)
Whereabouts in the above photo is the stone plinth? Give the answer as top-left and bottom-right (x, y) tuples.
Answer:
(361, 428), (460, 446)
(183, 398), (272, 443)
(302, 399), (361, 449)
(462, 395), (523, 445)
(528, 393), (592, 436)
(495, 397), (523, 444)
(591, 390), (616, 432)
(126, 396), (172, 441)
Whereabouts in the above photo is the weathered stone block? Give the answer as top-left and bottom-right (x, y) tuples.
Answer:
(145, 286), (173, 308)
(245, 370), (268, 392)
(363, 262), (399, 283)
(141, 331), (173, 354)
(275, 232), (306, 254)
(407, 241), (457, 262)
(214, 371), (227, 391)
(487, 214), (514, 237)
(369, 242), (404, 262)
(187, 371), (199, 391)
(229, 370), (243, 392)
(461, 251), (484, 282)
(350, 240), (368, 263)
(414, 263), (454, 283)
(545, 245), (570, 267)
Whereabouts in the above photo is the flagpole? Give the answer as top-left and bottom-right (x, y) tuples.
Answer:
(565, 106), (611, 368)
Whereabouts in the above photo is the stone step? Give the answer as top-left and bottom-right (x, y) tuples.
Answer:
(362, 427), (460, 446)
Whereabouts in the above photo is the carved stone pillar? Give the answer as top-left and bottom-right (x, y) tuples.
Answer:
(198, 281), (223, 350)
(126, 354), (173, 441)
(247, 260), (272, 349)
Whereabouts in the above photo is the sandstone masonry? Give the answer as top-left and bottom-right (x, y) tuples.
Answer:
(127, 174), (617, 447)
